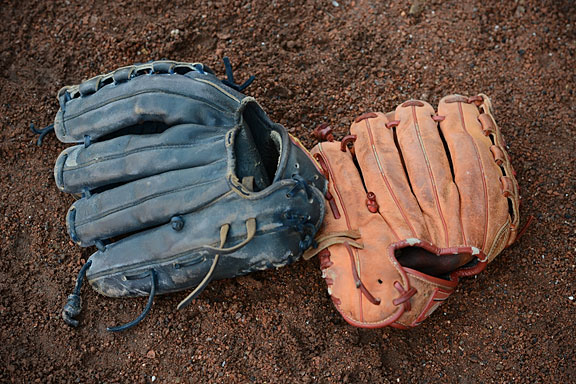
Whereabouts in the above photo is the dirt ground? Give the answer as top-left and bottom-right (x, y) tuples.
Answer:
(1, 0), (574, 382)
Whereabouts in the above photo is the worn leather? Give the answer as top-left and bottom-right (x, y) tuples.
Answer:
(53, 60), (327, 300)
(310, 94), (520, 328)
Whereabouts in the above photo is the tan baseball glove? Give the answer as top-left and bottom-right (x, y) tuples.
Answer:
(306, 94), (523, 328)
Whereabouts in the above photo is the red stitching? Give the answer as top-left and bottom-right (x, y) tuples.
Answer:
(363, 118), (414, 239)
(411, 105), (450, 245)
(457, 101), (488, 249)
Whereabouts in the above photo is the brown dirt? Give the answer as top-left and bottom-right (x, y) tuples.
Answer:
(1, 0), (575, 383)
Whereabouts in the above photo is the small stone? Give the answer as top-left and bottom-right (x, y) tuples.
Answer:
(409, 0), (425, 17)
(147, 350), (156, 359)
(469, 354), (481, 364)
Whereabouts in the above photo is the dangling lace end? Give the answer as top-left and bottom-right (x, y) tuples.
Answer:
(62, 259), (92, 328)
(177, 224), (231, 310)
(107, 269), (157, 332)
(177, 254), (221, 310)
(30, 123), (55, 146)
(234, 75), (255, 92)
(221, 56), (256, 92)
(62, 294), (82, 327)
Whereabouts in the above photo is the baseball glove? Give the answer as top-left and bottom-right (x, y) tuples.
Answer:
(56, 59), (327, 331)
(306, 94), (522, 328)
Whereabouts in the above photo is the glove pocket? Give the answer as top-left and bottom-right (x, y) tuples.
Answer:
(390, 238), (484, 328)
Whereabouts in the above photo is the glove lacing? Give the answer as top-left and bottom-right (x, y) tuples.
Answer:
(32, 58), (255, 146)
(62, 219), (257, 332)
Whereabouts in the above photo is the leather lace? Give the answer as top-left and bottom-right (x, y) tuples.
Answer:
(344, 242), (380, 306)
(61, 219), (257, 331)
(392, 281), (417, 311)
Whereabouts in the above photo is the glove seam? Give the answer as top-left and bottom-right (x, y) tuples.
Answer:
(486, 219), (511, 261)
(62, 140), (225, 171)
(62, 89), (235, 122)
(359, 115), (418, 238)
(75, 172), (225, 227)
(194, 78), (241, 103)
(410, 106), (451, 246)
(456, 100), (489, 249)
(87, 224), (289, 281)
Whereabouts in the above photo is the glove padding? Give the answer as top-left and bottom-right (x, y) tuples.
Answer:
(56, 60), (327, 331)
(306, 94), (520, 328)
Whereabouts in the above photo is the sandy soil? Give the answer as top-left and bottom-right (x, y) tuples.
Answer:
(0, 0), (574, 382)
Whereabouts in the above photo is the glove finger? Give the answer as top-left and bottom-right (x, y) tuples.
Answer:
(311, 142), (404, 327)
(54, 61), (241, 143)
(478, 95), (521, 248)
(350, 112), (430, 241)
(394, 100), (464, 248)
(55, 123), (230, 194)
(437, 95), (511, 258)
(312, 142), (369, 232)
(68, 165), (229, 247)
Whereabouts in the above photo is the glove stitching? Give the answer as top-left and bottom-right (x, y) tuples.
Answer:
(75, 172), (225, 227)
(87, 225), (287, 280)
(63, 89), (235, 122)
(193, 78), (241, 103)
(62, 140), (225, 171)
(456, 100), (488, 249)
(410, 105), (450, 246)
(486, 219), (511, 261)
(362, 117), (417, 238)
